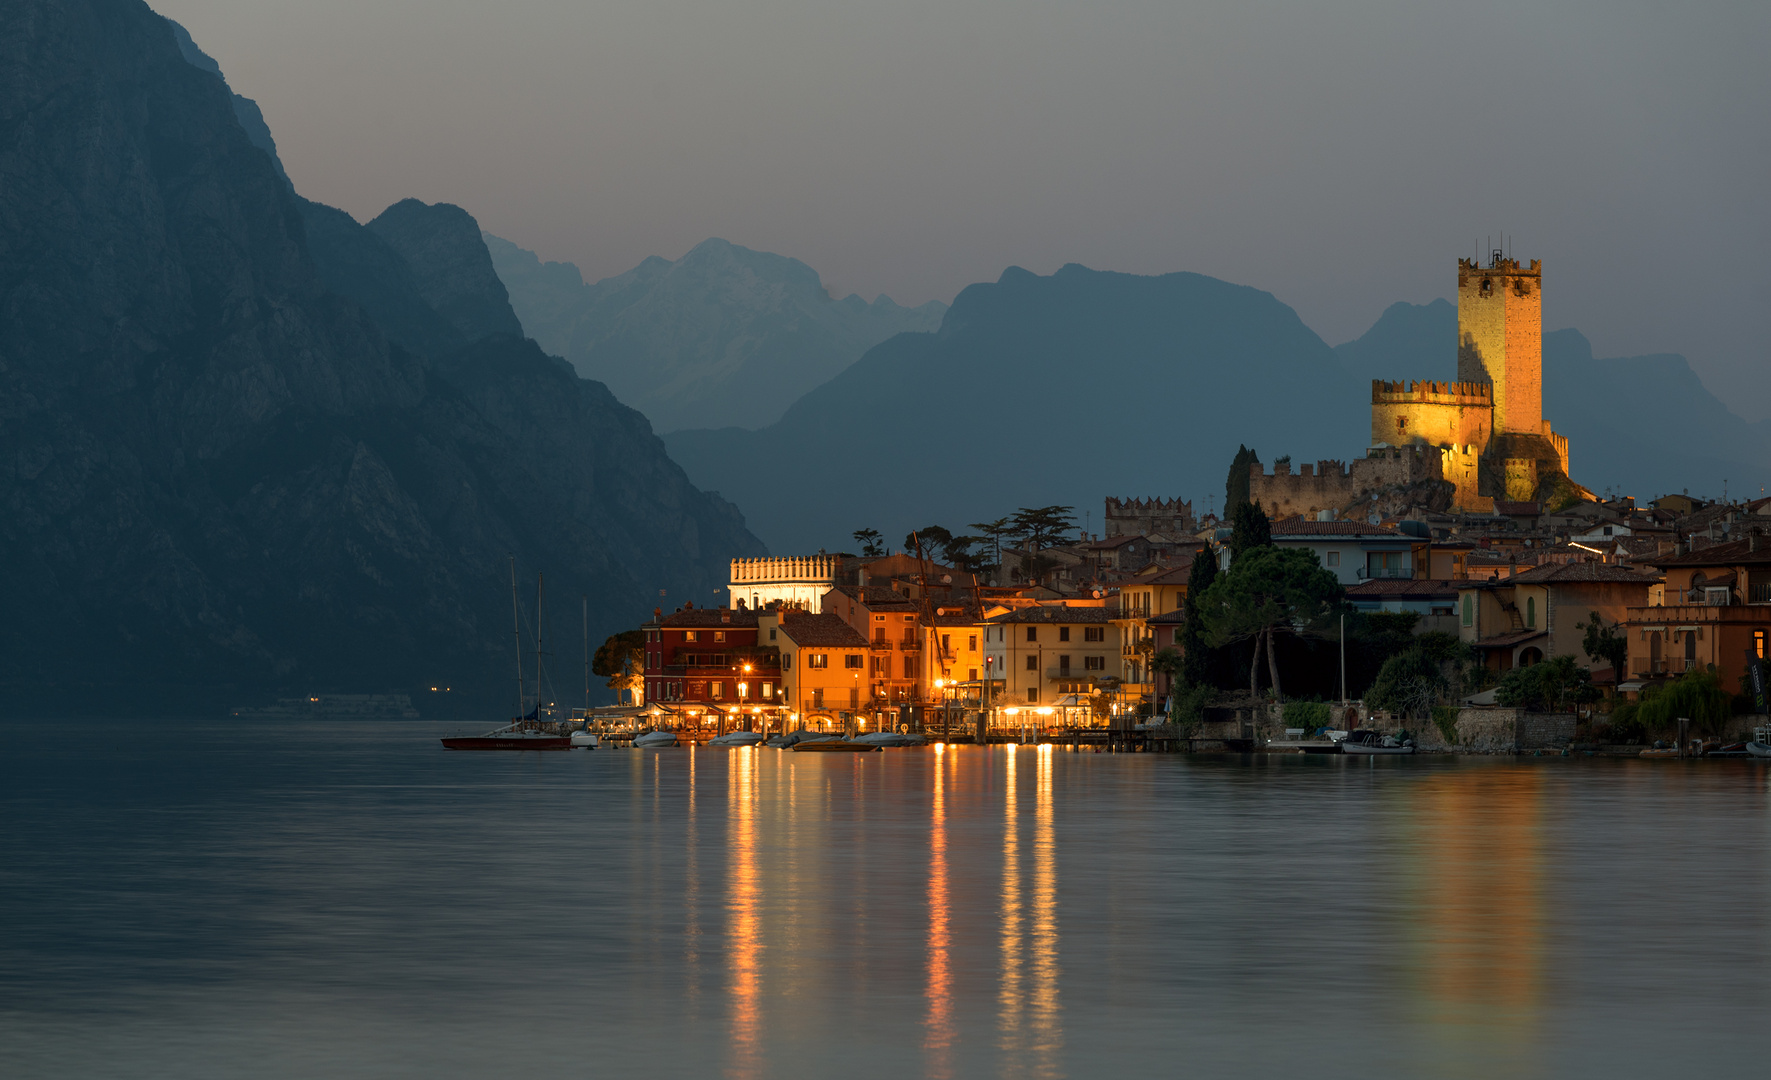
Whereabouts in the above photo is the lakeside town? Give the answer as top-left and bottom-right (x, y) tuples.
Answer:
(602, 254), (1771, 756)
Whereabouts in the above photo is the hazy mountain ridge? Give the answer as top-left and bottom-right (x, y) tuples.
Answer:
(665, 263), (1365, 552)
(486, 234), (947, 432)
(1334, 301), (1771, 501)
(0, 0), (761, 714)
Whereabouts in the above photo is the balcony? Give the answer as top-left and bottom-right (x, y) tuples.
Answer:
(1356, 565), (1413, 580)
(869, 639), (893, 651)
(899, 639), (922, 651)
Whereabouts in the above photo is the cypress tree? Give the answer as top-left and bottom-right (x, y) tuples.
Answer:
(1225, 445), (1259, 512)
(1229, 500), (1272, 560)
(1179, 545), (1219, 689)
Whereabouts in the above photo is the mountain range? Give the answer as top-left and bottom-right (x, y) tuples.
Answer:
(0, 0), (761, 716)
(484, 235), (946, 432)
(662, 264), (1368, 553)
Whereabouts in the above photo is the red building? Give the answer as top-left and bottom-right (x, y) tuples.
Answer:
(641, 605), (781, 712)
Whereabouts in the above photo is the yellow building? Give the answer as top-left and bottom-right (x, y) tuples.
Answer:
(756, 608), (869, 729)
(982, 606), (1120, 705)
(1112, 561), (1197, 705)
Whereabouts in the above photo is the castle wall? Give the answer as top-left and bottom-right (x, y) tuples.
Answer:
(1248, 448), (1445, 520)
(1457, 257), (1542, 436)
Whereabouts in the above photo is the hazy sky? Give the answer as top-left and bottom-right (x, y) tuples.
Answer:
(158, 0), (1770, 415)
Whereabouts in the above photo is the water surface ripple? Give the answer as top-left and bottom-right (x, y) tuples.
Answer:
(3, 720), (1767, 1078)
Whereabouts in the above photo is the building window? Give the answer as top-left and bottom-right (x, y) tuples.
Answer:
(874, 627), (886, 643)
(1026, 688), (1038, 703)
(1084, 626), (1104, 642)
(1755, 630), (1766, 659)
(711, 681), (723, 699)
(808, 653), (828, 669)
(874, 614), (886, 621)
(903, 656), (915, 679)
(1026, 626), (1038, 642)
(942, 634), (951, 653)
(969, 668), (978, 681)
(782, 655), (792, 670)
(850, 688), (859, 709)
(1059, 627), (1071, 642)
(1462, 594), (1473, 627)
(1026, 654), (1038, 671)
(762, 682), (774, 700)
(904, 615), (915, 623)
(769, 628), (777, 641)
(845, 654), (863, 669)
(1526, 596), (1535, 628)
(714, 631), (725, 642)
(873, 656), (887, 676)
(968, 635), (978, 651)
(1058, 654), (1071, 672)
(1327, 551), (1340, 567)
(812, 689), (824, 708)
(684, 630), (698, 642)
(1085, 656), (1105, 671)
(1368, 552), (1406, 578)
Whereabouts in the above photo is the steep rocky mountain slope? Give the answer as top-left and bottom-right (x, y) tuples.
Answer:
(665, 264), (1366, 552)
(1335, 301), (1771, 502)
(0, 0), (761, 715)
(486, 235), (947, 432)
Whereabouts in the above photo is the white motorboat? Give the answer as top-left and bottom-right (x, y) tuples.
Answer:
(1340, 730), (1415, 755)
(569, 730), (599, 748)
(853, 731), (925, 747)
(1747, 725), (1771, 759)
(633, 730), (678, 748)
(766, 730), (842, 748)
(707, 730), (766, 747)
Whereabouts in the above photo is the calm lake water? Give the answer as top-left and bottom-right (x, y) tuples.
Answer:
(3, 719), (1768, 1079)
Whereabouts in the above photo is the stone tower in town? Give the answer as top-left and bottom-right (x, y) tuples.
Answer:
(1457, 253), (1542, 436)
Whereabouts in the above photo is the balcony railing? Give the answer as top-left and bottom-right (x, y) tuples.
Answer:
(1356, 566), (1412, 580)
(899, 640), (921, 651)
(869, 639), (893, 650)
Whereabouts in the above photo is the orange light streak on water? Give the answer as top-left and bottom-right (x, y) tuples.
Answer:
(923, 743), (954, 1078)
(998, 746), (1024, 1061)
(726, 747), (762, 1080)
(1028, 744), (1063, 1077)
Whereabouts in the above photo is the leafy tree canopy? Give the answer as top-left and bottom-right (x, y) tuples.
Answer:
(1493, 655), (1598, 712)
(852, 528), (885, 557)
(1638, 667), (1734, 735)
(1010, 505), (1076, 550)
(1577, 613), (1628, 683)
(1200, 545), (1344, 650)
(592, 629), (646, 688)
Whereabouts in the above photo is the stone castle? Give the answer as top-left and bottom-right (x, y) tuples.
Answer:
(1104, 496), (1193, 537)
(1251, 252), (1586, 519)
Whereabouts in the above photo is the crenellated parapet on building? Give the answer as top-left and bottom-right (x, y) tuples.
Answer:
(1252, 251), (1588, 518)
(1104, 496), (1194, 537)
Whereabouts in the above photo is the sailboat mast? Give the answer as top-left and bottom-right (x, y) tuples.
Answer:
(510, 556), (523, 720)
(536, 573), (545, 721)
(582, 595), (590, 712)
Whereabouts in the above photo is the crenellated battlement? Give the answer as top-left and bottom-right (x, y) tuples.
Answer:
(1103, 496), (1194, 538)
(730, 555), (840, 584)
(1371, 379), (1493, 406)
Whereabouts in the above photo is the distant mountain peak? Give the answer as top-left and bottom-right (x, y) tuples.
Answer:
(486, 236), (948, 432)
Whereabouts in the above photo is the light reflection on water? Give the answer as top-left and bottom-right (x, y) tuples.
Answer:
(2, 721), (1769, 1079)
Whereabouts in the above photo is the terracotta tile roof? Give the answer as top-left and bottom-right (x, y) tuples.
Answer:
(1473, 629), (1547, 649)
(828, 584), (919, 609)
(1271, 520), (1404, 537)
(661, 607), (759, 628)
(984, 606), (1114, 624)
(1503, 562), (1662, 584)
(1647, 536), (1771, 568)
(778, 612), (869, 647)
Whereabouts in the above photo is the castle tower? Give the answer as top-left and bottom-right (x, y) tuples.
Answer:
(1456, 253), (1542, 436)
